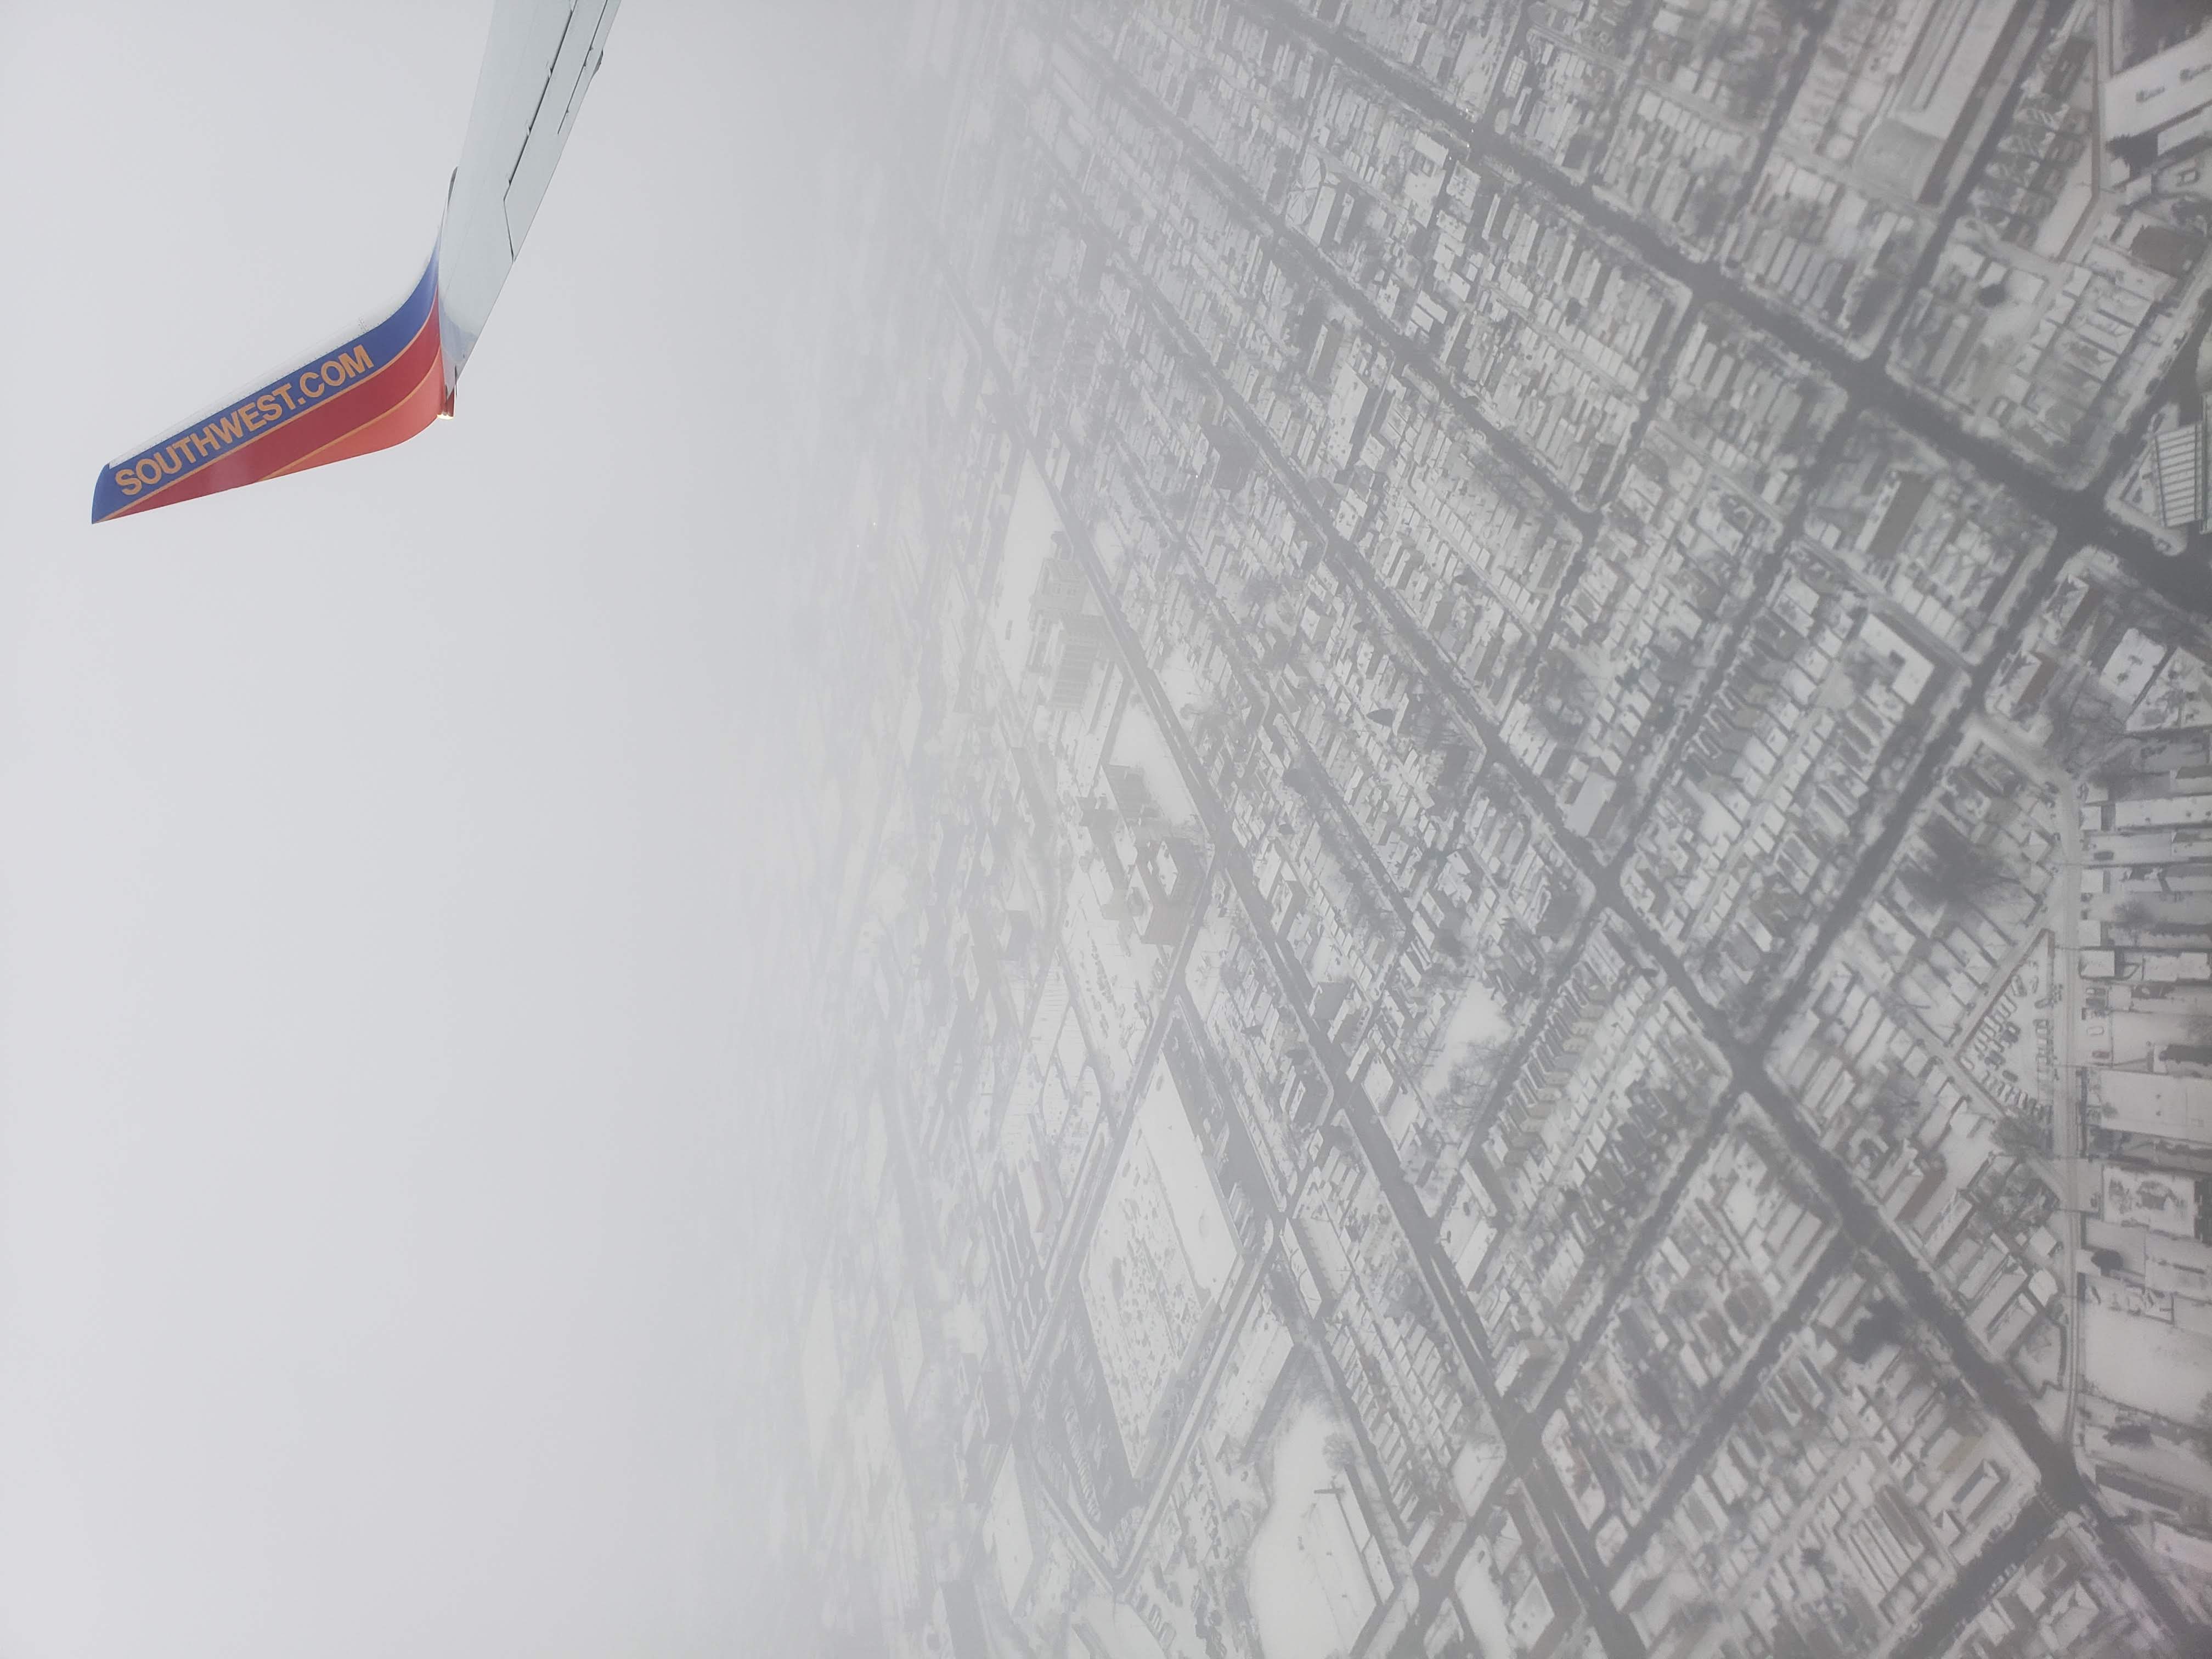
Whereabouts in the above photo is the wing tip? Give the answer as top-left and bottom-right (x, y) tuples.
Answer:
(88, 253), (442, 527)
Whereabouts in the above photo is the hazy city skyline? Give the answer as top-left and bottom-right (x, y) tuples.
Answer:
(774, 2), (2212, 1656)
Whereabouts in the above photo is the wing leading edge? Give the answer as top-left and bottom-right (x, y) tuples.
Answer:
(90, 0), (621, 527)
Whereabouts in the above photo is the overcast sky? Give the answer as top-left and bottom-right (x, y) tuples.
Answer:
(0, 4), (878, 1652)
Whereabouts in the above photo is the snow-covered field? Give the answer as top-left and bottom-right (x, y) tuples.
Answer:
(1246, 1404), (1382, 1659)
(2082, 1299), (2212, 1424)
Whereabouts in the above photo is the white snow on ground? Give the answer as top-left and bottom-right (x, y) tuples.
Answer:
(1074, 1596), (1170, 1659)
(1136, 1064), (1238, 1302)
(1185, 895), (1234, 1011)
(1155, 656), (1203, 716)
(1506, 1573), (1554, 1647)
(985, 1463), (1033, 1608)
(1091, 517), (1130, 584)
(2081, 1299), (2212, 1423)
(1453, 1542), (1515, 1657)
(991, 460), (1065, 684)
(1421, 979), (1513, 1100)
(2132, 647), (2212, 733)
(1112, 701), (1202, 830)
(1248, 1404), (1367, 1659)
(1697, 794), (1742, 848)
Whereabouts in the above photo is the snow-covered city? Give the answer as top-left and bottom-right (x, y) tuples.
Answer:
(765, 1), (2212, 1655)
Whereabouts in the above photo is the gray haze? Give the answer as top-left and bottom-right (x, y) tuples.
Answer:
(0, 4), (880, 1654)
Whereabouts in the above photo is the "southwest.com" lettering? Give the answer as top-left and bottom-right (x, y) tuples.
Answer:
(111, 342), (377, 499)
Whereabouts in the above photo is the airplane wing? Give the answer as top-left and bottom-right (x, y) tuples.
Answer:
(438, 0), (620, 391)
(91, 0), (622, 526)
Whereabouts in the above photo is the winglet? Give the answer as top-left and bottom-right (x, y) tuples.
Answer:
(91, 1), (623, 526)
(90, 253), (447, 526)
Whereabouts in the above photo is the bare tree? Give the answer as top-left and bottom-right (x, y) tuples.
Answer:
(2044, 673), (2135, 775)
(2110, 896), (2160, 930)
(1993, 1113), (2051, 1161)
(1865, 1071), (1927, 1140)
(2193, 1390), (2212, 1465)
(1530, 649), (1594, 741)
(1906, 818), (2016, 918)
